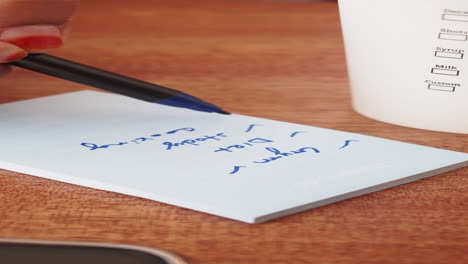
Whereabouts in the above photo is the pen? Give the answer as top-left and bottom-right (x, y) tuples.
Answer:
(9, 53), (229, 115)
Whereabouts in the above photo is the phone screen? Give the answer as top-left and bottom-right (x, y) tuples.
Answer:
(0, 242), (171, 264)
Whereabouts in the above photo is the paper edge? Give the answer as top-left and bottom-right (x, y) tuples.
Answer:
(4, 160), (467, 224)
(0, 161), (256, 224)
(252, 160), (468, 223)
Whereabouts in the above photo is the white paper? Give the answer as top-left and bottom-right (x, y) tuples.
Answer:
(0, 91), (466, 223)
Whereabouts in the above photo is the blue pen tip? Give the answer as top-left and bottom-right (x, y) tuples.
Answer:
(157, 94), (229, 114)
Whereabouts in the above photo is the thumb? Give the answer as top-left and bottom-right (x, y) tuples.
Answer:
(0, 41), (27, 76)
(0, 41), (28, 63)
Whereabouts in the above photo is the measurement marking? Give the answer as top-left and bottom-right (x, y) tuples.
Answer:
(443, 13), (468, 22)
(428, 84), (456, 92)
(435, 51), (464, 59)
(439, 33), (468, 41)
(431, 68), (460, 76)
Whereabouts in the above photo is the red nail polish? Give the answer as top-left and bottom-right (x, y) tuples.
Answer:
(7, 36), (63, 50)
(2, 50), (28, 63)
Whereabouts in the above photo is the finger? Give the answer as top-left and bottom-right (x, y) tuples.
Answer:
(0, 41), (27, 63)
(0, 25), (63, 52)
(58, 20), (73, 42)
(0, 0), (79, 29)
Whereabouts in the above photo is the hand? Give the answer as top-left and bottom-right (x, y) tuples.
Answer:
(0, 0), (79, 76)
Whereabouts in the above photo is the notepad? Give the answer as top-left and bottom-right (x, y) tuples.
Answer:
(0, 91), (466, 223)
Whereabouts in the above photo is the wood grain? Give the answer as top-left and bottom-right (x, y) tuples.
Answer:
(0, 1), (467, 263)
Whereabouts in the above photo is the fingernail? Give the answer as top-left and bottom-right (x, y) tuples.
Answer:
(0, 25), (63, 50)
(0, 42), (28, 63)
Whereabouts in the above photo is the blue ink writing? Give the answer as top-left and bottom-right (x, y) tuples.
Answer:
(245, 124), (262, 133)
(131, 137), (154, 144)
(81, 142), (129, 151)
(339, 140), (359, 149)
(290, 131), (306, 138)
(227, 146), (320, 174)
(166, 127), (196, 134)
(253, 147), (320, 164)
(230, 166), (247, 175)
(80, 127), (196, 151)
(214, 138), (274, 153)
(163, 133), (227, 150)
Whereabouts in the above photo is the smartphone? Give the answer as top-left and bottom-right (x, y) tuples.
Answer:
(0, 239), (188, 264)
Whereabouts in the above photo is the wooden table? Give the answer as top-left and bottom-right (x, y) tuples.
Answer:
(1, 1), (467, 263)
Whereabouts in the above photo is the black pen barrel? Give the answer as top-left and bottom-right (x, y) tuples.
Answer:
(10, 54), (179, 103)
